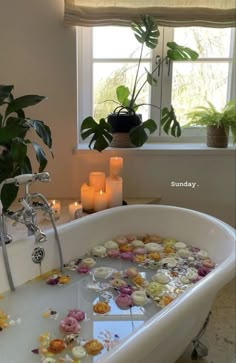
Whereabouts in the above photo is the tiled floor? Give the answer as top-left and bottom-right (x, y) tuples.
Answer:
(176, 278), (236, 363)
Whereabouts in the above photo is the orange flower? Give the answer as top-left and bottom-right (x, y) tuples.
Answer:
(47, 339), (65, 353)
(0, 310), (8, 329)
(147, 252), (160, 261)
(84, 339), (103, 355)
(119, 244), (133, 252)
(163, 247), (175, 254)
(143, 234), (162, 243)
(93, 301), (110, 314)
(134, 255), (145, 263)
(132, 274), (145, 286)
(160, 295), (173, 306)
(58, 275), (70, 284)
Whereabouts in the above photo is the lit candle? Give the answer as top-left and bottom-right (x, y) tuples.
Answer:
(80, 183), (95, 212)
(89, 172), (106, 192)
(69, 201), (82, 219)
(49, 199), (61, 220)
(106, 176), (123, 208)
(94, 190), (108, 212)
(110, 157), (123, 178)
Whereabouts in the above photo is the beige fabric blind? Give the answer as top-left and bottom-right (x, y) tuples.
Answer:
(64, 0), (236, 28)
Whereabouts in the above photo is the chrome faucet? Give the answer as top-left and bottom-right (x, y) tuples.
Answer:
(0, 172), (64, 291)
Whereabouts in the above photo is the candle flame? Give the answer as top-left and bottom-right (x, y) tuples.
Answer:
(99, 190), (103, 195)
(52, 200), (56, 205)
(74, 202), (78, 206)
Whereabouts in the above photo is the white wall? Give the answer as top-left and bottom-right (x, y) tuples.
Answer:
(0, 0), (235, 227)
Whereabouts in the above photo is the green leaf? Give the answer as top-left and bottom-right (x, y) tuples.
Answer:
(27, 119), (52, 149)
(9, 138), (27, 163)
(0, 85), (14, 105)
(0, 125), (28, 145)
(80, 116), (113, 152)
(116, 86), (130, 107)
(1, 184), (19, 211)
(145, 67), (157, 86)
(161, 106), (181, 137)
(131, 15), (160, 49)
(31, 141), (48, 172)
(129, 119), (157, 147)
(5, 95), (46, 117)
(0, 113), (2, 127)
(167, 42), (199, 61)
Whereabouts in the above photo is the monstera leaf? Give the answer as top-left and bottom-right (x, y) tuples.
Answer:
(129, 119), (157, 147)
(167, 42), (199, 61)
(131, 15), (160, 49)
(80, 116), (113, 152)
(161, 106), (181, 137)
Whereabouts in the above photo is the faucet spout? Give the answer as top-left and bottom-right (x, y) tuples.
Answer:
(26, 223), (47, 243)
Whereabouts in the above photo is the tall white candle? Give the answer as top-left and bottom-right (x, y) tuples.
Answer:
(81, 183), (95, 212)
(94, 190), (108, 212)
(106, 176), (123, 208)
(89, 172), (106, 192)
(110, 157), (123, 178)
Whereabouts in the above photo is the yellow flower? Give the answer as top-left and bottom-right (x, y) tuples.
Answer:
(84, 339), (103, 355)
(93, 302), (110, 314)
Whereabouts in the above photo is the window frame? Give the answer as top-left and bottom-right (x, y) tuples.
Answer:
(76, 26), (235, 144)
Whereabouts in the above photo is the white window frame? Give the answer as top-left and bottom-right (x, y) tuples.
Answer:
(76, 26), (235, 144)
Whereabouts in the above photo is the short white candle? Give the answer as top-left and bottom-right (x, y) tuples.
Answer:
(94, 190), (108, 212)
(49, 199), (61, 219)
(89, 172), (106, 192)
(110, 157), (123, 178)
(81, 183), (95, 212)
(106, 176), (123, 208)
(69, 201), (81, 219)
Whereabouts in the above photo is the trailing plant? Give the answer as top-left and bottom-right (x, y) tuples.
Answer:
(81, 15), (199, 151)
(0, 85), (53, 210)
(186, 100), (236, 143)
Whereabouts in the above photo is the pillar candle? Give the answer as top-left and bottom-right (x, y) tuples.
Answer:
(106, 176), (123, 208)
(94, 190), (108, 212)
(69, 201), (82, 219)
(89, 172), (106, 192)
(110, 157), (123, 178)
(49, 199), (61, 220)
(80, 183), (95, 212)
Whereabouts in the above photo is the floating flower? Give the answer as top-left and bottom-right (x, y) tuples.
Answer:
(93, 301), (110, 314)
(46, 275), (59, 285)
(67, 308), (85, 321)
(0, 310), (8, 329)
(110, 278), (127, 288)
(60, 317), (80, 334)
(198, 266), (211, 277)
(119, 285), (134, 295)
(107, 248), (120, 258)
(47, 339), (65, 354)
(159, 295), (173, 307)
(134, 254), (145, 263)
(147, 252), (161, 261)
(64, 333), (79, 347)
(163, 246), (175, 254)
(132, 274), (145, 287)
(58, 275), (70, 284)
(124, 267), (139, 278)
(83, 339), (103, 355)
(72, 345), (87, 359)
(119, 244), (133, 252)
(115, 294), (133, 309)
(145, 282), (165, 297)
(120, 252), (134, 261)
(76, 265), (90, 274)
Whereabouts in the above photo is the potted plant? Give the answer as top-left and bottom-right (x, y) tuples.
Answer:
(186, 100), (236, 148)
(0, 85), (53, 210)
(80, 15), (199, 151)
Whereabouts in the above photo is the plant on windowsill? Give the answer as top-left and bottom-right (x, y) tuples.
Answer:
(186, 100), (236, 148)
(0, 85), (53, 210)
(80, 15), (199, 151)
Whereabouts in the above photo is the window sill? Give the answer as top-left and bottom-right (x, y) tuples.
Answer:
(73, 142), (236, 156)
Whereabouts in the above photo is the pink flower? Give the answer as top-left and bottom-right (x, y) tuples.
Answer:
(59, 316), (80, 334)
(67, 309), (85, 322)
(76, 265), (90, 274)
(115, 293), (133, 310)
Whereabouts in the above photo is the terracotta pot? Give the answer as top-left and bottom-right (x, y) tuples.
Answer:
(206, 125), (228, 148)
(107, 113), (142, 148)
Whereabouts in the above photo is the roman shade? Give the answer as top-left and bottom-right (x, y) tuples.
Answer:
(64, 0), (236, 27)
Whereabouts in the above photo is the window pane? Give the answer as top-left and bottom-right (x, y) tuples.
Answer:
(93, 27), (151, 59)
(172, 62), (229, 126)
(174, 27), (232, 58)
(93, 62), (151, 121)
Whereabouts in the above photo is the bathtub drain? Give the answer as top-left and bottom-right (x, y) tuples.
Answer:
(32, 247), (45, 264)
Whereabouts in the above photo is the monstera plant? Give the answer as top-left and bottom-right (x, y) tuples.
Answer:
(81, 15), (199, 151)
(0, 85), (52, 210)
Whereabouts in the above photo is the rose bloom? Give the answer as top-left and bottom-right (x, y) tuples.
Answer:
(59, 316), (80, 334)
(84, 339), (103, 355)
(47, 339), (65, 354)
(67, 308), (85, 321)
(93, 301), (110, 314)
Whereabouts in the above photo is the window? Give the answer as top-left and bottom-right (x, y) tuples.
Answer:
(77, 26), (235, 142)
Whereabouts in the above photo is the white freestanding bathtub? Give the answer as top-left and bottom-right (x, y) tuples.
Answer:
(0, 205), (235, 363)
